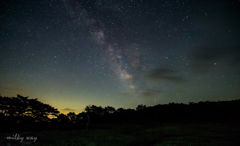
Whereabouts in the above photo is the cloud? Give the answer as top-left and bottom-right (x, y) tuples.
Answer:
(140, 89), (162, 97)
(189, 45), (240, 73)
(62, 108), (75, 111)
(146, 68), (187, 83)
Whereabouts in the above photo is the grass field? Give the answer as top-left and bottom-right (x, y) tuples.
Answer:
(1, 122), (240, 146)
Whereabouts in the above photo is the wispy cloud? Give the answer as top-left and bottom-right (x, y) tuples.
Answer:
(146, 68), (187, 83)
(62, 108), (75, 111)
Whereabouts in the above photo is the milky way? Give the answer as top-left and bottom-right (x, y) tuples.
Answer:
(62, 0), (143, 96)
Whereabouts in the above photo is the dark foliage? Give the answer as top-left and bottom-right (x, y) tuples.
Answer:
(0, 94), (59, 131)
(1, 94), (240, 131)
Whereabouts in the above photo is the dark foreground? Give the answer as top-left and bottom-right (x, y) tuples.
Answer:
(1, 121), (240, 146)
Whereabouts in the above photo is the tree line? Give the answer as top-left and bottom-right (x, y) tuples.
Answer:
(1, 94), (240, 131)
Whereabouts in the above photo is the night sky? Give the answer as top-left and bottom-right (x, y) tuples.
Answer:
(1, 0), (240, 114)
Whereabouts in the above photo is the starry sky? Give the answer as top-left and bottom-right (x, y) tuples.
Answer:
(1, 0), (240, 114)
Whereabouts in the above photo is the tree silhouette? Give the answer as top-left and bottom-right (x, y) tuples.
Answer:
(85, 105), (104, 121)
(76, 112), (87, 123)
(27, 98), (59, 122)
(0, 95), (59, 123)
(117, 108), (125, 113)
(104, 106), (116, 115)
(136, 104), (146, 111)
(67, 112), (77, 123)
(57, 113), (69, 124)
(85, 105), (93, 113)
